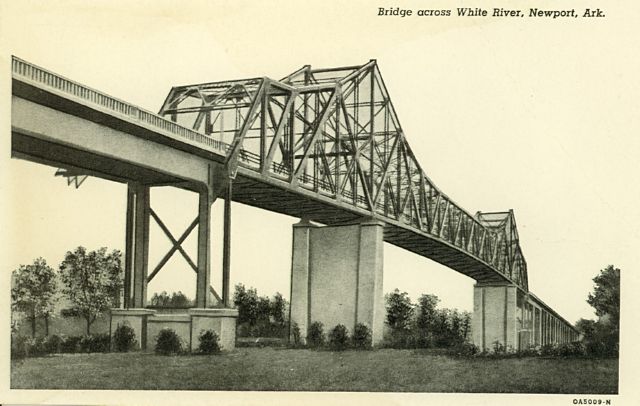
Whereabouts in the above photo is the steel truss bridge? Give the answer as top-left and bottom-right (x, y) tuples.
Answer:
(158, 60), (528, 291)
(12, 57), (579, 335)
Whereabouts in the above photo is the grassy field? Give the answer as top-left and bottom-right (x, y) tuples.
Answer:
(11, 348), (618, 393)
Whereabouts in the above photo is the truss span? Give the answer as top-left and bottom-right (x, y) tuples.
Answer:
(159, 61), (529, 291)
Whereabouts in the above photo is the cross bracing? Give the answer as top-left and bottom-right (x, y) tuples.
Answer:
(159, 60), (529, 291)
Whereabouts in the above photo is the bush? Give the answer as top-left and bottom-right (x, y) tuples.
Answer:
(198, 329), (221, 354)
(518, 345), (541, 357)
(447, 342), (480, 357)
(113, 324), (137, 352)
(557, 341), (586, 357)
(328, 324), (350, 351)
(307, 321), (325, 348)
(540, 343), (556, 357)
(290, 322), (302, 347)
(352, 323), (372, 349)
(60, 335), (82, 353)
(383, 329), (421, 349)
(155, 328), (183, 355)
(11, 335), (57, 359)
(11, 335), (31, 359)
(43, 335), (63, 354)
(79, 334), (111, 353)
(491, 340), (506, 355)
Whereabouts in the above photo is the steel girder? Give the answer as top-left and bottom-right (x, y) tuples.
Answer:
(159, 60), (529, 291)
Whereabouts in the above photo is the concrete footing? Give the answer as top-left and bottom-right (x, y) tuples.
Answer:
(289, 219), (385, 345)
(110, 308), (238, 352)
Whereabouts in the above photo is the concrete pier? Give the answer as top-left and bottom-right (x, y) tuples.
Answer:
(473, 284), (579, 351)
(289, 219), (385, 345)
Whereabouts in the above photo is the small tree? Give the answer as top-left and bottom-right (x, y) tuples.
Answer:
(385, 289), (414, 331)
(150, 291), (171, 306)
(270, 292), (287, 325)
(587, 265), (620, 330)
(59, 247), (123, 335)
(256, 296), (271, 326)
(11, 258), (58, 337)
(578, 265), (621, 357)
(415, 294), (439, 331)
(233, 283), (259, 325)
(170, 291), (193, 307)
(460, 311), (472, 342)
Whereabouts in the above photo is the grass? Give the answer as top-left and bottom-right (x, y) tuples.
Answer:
(11, 348), (618, 393)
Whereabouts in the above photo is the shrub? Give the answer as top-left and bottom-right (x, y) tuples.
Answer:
(60, 335), (82, 353)
(307, 321), (325, 348)
(540, 343), (556, 357)
(11, 335), (30, 360)
(328, 324), (349, 351)
(491, 340), (506, 355)
(352, 323), (372, 349)
(113, 324), (137, 352)
(80, 334), (110, 353)
(290, 322), (302, 347)
(198, 329), (221, 354)
(383, 329), (421, 349)
(447, 342), (480, 357)
(556, 341), (586, 357)
(155, 328), (183, 355)
(11, 336), (56, 359)
(43, 334), (63, 354)
(518, 345), (541, 357)
(30, 336), (48, 356)
(385, 289), (414, 331)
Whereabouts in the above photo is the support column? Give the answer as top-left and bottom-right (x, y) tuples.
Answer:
(289, 219), (315, 342)
(222, 180), (232, 307)
(472, 284), (518, 351)
(195, 189), (212, 308)
(355, 220), (385, 345)
(536, 307), (542, 346)
(289, 219), (385, 345)
(125, 183), (150, 309)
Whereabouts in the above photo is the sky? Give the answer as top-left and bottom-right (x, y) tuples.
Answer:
(2, 0), (639, 330)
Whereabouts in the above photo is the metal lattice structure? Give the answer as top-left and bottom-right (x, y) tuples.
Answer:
(159, 60), (529, 291)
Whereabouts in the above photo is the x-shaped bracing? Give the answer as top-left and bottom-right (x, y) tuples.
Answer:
(146, 208), (222, 302)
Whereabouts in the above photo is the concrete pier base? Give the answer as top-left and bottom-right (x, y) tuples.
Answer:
(110, 308), (156, 350)
(289, 219), (385, 345)
(110, 308), (238, 352)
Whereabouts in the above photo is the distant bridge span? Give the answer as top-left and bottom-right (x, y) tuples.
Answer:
(11, 57), (578, 350)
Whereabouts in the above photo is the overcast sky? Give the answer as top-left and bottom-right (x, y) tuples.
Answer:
(2, 1), (639, 327)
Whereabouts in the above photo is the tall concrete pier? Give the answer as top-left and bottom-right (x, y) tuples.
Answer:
(290, 220), (385, 344)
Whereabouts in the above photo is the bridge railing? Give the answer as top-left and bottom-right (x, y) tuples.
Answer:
(11, 57), (231, 155)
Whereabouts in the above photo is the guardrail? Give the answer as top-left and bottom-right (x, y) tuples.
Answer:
(11, 56), (230, 154)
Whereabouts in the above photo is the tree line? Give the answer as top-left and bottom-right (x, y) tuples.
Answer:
(575, 265), (620, 356)
(12, 247), (122, 336)
(385, 290), (471, 348)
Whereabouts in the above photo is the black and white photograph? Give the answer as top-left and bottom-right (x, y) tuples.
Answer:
(1, 1), (638, 405)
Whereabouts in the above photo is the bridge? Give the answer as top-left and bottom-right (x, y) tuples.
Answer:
(11, 56), (578, 351)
